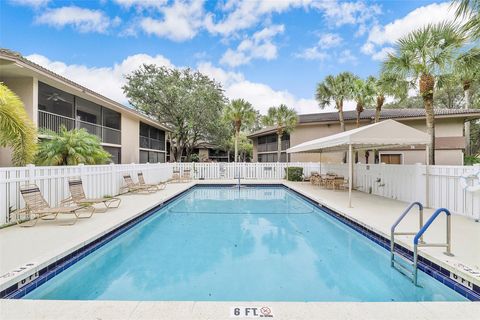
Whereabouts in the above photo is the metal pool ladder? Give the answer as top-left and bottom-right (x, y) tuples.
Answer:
(390, 203), (453, 285)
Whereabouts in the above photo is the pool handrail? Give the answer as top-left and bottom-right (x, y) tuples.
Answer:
(390, 202), (424, 269)
(413, 207), (453, 285)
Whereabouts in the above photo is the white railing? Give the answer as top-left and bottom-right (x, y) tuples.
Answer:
(172, 162), (321, 180)
(0, 163), (172, 225)
(322, 163), (480, 221)
(38, 110), (121, 145)
(1, 162), (479, 225)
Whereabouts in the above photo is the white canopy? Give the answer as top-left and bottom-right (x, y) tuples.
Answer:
(287, 119), (430, 154)
(286, 120), (431, 207)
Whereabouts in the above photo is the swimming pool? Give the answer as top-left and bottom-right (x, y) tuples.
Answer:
(24, 186), (467, 301)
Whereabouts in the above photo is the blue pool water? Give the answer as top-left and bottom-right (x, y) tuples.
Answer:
(24, 186), (466, 301)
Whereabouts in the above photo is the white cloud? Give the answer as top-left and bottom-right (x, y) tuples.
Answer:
(338, 49), (357, 64)
(197, 62), (323, 114)
(205, 0), (311, 36)
(113, 0), (168, 10)
(295, 32), (342, 61)
(26, 53), (173, 104)
(139, 0), (205, 41)
(35, 6), (120, 33)
(8, 0), (50, 7)
(371, 47), (394, 61)
(363, 2), (463, 59)
(313, 0), (381, 31)
(220, 25), (284, 67)
(26, 52), (334, 115)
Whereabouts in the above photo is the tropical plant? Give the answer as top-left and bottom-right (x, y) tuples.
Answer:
(368, 74), (409, 122)
(223, 98), (256, 162)
(35, 127), (111, 165)
(262, 104), (298, 162)
(454, 0), (480, 39)
(315, 72), (356, 132)
(352, 77), (376, 127)
(0, 83), (37, 166)
(383, 22), (466, 164)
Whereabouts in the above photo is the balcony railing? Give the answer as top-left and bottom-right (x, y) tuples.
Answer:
(140, 135), (165, 151)
(38, 110), (121, 145)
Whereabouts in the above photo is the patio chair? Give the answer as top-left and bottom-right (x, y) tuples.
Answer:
(171, 170), (181, 183)
(62, 178), (121, 209)
(181, 169), (192, 182)
(137, 172), (166, 191)
(120, 174), (157, 194)
(333, 176), (348, 190)
(19, 184), (94, 227)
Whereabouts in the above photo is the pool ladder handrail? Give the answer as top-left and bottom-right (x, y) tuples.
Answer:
(390, 204), (453, 286)
(390, 202), (424, 281)
(412, 208), (453, 285)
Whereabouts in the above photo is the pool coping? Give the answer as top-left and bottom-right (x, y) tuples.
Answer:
(1, 182), (479, 301)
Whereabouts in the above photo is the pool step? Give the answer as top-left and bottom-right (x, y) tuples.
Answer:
(391, 253), (415, 280)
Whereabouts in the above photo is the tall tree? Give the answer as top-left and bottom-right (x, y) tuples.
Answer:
(123, 65), (226, 162)
(316, 72), (356, 132)
(352, 77), (376, 128)
(454, 0), (480, 39)
(262, 104), (298, 162)
(35, 127), (111, 166)
(453, 47), (480, 154)
(223, 99), (256, 162)
(368, 74), (409, 123)
(383, 22), (466, 164)
(0, 83), (37, 166)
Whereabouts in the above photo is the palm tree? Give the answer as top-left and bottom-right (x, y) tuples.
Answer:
(368, 74), (409, 123)
(454, 0), (480, 39)
(0, 83), (37, 166)
(383, 22), (466, 164)
(262, 104), (298, 162)
(453, 47), (480, 154)
(223, 99), (256, 162)
(352, 77), (376, 128)
(316, 72), (356, 132)
(35, 127), (111, 165)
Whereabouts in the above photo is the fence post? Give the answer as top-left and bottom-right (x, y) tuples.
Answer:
(26, 164), (35, 184)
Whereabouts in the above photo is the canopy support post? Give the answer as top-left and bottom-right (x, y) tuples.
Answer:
(348, 144), (353, 208)
(425, 145), (430, 208)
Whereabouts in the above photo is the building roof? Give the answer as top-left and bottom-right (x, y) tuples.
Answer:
(0, 48), (171, 132)
(287, 119), (430, 153)
(248, 108), (480, 138)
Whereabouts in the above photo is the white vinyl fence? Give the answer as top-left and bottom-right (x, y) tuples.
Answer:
(1, 162), (479, 225)
(0, 163), (172, 225)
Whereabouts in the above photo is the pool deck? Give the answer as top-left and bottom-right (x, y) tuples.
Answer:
(0, 180), (479, 319)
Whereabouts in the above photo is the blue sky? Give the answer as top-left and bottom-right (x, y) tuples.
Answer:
(0, 0), (460, 114)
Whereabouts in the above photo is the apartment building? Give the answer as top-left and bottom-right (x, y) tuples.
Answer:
(248, 109), (480, 165)
(0, 49), (169, 166)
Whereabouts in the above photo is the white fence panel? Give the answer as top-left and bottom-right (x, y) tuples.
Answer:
(1, 161), (479, 225)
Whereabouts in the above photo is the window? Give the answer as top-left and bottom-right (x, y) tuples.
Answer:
(103, 146), (121, 164)
(103, 108), (121, 130)
(38, 82), (74, 118)
(139, 150), (165, 163)
(139, 122), (166, 151)
(258, 153), (278, 162)
(380, 154), (402, 164)
(76, 97), (101, 124)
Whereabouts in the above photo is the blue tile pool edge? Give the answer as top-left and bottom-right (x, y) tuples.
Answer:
(1, 183), (478, 301)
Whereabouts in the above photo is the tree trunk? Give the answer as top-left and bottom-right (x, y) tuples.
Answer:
(373, 95), (384, 163)
(464, 81), (471, 156)
(277, 132), (282, 162)
(234, 129), (239, 162)
(420, 73), (435, 165)
(338, 101), (347, 163)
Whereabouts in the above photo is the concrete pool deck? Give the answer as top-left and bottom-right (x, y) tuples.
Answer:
(0, 180), (479, 319)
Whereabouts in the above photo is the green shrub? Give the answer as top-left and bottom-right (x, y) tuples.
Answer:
(464, 155), (480, 165)
(285, 166), (303, 181)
